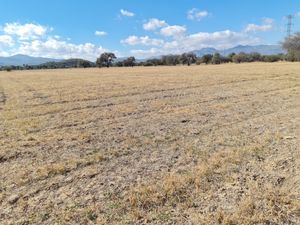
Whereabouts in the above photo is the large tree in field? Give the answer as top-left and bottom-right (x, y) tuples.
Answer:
(211, 53), (222, 64)
(96, 52), (117, 67)
(180, 53), (197, 66)
(123, 56), (136, 67)
(282, 33), (300, 61)
(201, 54), (213, 64)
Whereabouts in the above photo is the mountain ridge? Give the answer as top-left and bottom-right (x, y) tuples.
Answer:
(0, 54), (62, 66)
(192, 44), (285, 57)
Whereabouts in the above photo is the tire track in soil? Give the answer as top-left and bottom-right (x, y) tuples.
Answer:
(2, 81), (298, 164)
(17, 74), (289, 109)
(2, 95), (299, 166)
(18, 72), (286, 95)
(35, 85), (300, 133)
(4, 83), (299, 122)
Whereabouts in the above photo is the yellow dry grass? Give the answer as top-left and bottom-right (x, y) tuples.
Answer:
(0, 62), (299, 224)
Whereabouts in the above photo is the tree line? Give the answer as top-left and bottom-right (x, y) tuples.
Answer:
(93, 33), (300, 67)
(1, 33), (300, 71)
(0, 59), (95, 71)
(139, 52), (286, 66)
(0, 52), (287, 72)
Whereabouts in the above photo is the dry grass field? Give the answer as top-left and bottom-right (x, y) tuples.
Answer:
(0, 63), (300, 224)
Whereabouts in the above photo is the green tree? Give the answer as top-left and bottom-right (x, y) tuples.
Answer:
(76, 59), (93, 68)
(123, 56), (136, 67)
(96, 52), (117, 67)
(248, 52), (261, 62)
(5, 66), (12, 72)
(211, 53), (222, 64)
(180, 53), (197, 66)
(261, 55), (281, 62)
(232, 52), (249, 63)
(143, 58), (162, 66)
(282, 33), (300, 61)
(115, 61), (124, 67)
(200, 54), (213, 64)
(228, 53), (236, 62)
(161, 55), (180, 65)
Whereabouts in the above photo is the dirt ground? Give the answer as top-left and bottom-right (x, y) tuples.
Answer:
(0, 63), (299, 224)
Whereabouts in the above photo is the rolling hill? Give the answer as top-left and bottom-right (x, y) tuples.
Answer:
(0, 54), (62, 66)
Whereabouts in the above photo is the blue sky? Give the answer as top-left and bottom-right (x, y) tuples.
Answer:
(0, 0), (299, 60)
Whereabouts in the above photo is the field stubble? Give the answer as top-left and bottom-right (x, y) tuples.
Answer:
(0, 63), (299, 224)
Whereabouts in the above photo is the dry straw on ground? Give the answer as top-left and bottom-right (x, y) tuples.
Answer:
(0, 63), (299, 224)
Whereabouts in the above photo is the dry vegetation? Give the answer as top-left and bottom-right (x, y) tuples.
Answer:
(0, 63), (299, 224)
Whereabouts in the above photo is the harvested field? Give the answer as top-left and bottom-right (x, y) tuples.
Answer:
(0, 62), (300, 224)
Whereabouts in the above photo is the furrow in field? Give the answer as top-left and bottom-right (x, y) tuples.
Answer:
(1, 88), (298, 167)
(34, 85), (299, 132)
(14, 74), (292, 109)
(3, 81), (299, 122)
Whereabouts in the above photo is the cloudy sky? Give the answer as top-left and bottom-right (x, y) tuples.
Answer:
(0, 0), (299, 60)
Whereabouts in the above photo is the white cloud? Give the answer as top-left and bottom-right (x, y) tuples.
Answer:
(95, 31), (107, 36)
(187, 8), (209, 21)
(0, 50), (9, 57)
(262, 18), (273, 24)
(130, 48), (162, 58)
(130, 30), (260, 58)
(121, 35), (164, 46)
(296, 12), (300, 17)
(160, 25), (186, 37)
(3, 23), (48, 40)
(0, 35), (14, 46)
(184, 30), (259, 49)
(16, 38), (109, 61)
(244, 24), (272, 33)
(0, 22), (118, 60)
(120, 9), (135, 17)
(143, 18), (168, 31)
(0, 34), (14, 57)
(244, 18), (274, 33)
(163, 41), (179, 49)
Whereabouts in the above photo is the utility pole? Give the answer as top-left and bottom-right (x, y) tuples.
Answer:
(286, 15), (293, 38)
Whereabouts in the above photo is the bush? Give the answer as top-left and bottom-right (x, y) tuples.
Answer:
(262, 55), (281, 63)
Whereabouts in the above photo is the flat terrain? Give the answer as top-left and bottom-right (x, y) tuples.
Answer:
(0, 63), (300, 224)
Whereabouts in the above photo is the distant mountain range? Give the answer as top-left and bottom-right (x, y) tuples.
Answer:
(0, 45), (286, 66)
(192, 45), (285, 57)
(0, 54), (62, 66)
